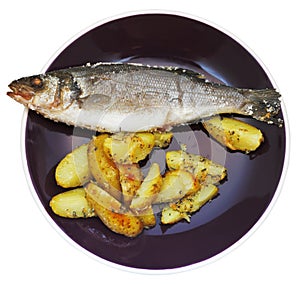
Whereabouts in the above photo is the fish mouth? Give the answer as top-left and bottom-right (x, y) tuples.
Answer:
(7, 82), (34, 102)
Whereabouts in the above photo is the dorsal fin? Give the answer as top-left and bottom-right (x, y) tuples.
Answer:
(148, 65), (207, 81)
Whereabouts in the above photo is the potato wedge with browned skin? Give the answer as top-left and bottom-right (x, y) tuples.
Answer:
(166, 150), (227, 185)
(55, 144), (91, 188)
(202, 116), (264, 153)
(88, 134), (122, 201)
(118, 163), (143, 207)
(87, 195), (143, 238)
(50, 188), (95, 218)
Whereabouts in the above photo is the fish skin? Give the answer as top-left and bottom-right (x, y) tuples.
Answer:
(7, 62), (282, 132)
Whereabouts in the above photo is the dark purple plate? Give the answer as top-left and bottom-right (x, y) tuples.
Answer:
(24, 13), (286, 271)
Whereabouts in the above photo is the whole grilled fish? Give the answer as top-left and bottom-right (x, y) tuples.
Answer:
(7, 62), (282, 132)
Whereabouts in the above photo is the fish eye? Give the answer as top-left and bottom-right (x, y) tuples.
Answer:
(30, 76), (43, 88)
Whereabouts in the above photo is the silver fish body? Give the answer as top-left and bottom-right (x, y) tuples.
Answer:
(7, 62), (282, 132)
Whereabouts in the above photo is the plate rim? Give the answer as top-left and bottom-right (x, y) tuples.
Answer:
(20, 10), (290, 274)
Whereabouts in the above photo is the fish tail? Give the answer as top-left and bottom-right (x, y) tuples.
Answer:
(240, 88), (283, 126)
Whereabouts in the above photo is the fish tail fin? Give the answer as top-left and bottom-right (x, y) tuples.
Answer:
(239, 88), (283, 126)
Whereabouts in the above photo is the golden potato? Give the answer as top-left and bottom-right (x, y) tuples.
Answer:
(161, 184), (218, 224)
(87, 195), (144, 238)
(152, 132), (173, 148)
(50, 126), (231, 236)
(203, 116), (264, 152)
(55, 144), (91, 188)
(137, 206), (156, 229)
(49, 188), (95, 218)
(103, 132), (155, 164)
(88, 134), (122, 201)
(154, 169), (200, 204)
(130, 163), (163, 212)
(166, 150), (227, 185)
(170, 184), (218, 216)
(160, 207), (186, 225)
(118, 163), (143, 207)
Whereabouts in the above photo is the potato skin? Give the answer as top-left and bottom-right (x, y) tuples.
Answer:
(87, 134), (122, 201)
(55, 144), (91, 188)
(87, 195), (143, 238)
(203, 116), (264, 152)
(118, 163), (143, 207)
(85, 182), (122, 212)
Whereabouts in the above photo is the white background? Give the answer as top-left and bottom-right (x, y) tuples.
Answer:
(0, 0), (298, 284)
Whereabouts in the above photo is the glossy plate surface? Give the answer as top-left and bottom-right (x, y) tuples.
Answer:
(24, 13), (286, 270)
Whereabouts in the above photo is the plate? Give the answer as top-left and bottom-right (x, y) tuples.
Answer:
(23, 13), (286, 271)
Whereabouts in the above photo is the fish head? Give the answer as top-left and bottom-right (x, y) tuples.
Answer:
(7, 74), (59, 108)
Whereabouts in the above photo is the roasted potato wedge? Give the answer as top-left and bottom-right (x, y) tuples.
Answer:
(170, 184), (218, 217)
(118, 163), (143, 207)
(137, 206), (156, 229)
(160, 207), (184, 224)
(166, 150), (227, 185)
(154, 169), (200, 204)
(153, 132), (173, 148)
(84, 182), (122, 212)
(88, 134), (122, 201)
(203, 116), (264, 152)
(50, 126), (231, 236)
(130, 163), (163, 212)
(55, 144), (91, 188)
(103, 132), (155, 164)
(161, 184), (218, 224)
(49, 188), (95, 218)
(87, 195), (143, 238)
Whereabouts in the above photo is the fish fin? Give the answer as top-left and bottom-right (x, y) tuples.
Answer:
(153, 66), (207, 81)
(239, 88), (283, 126)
